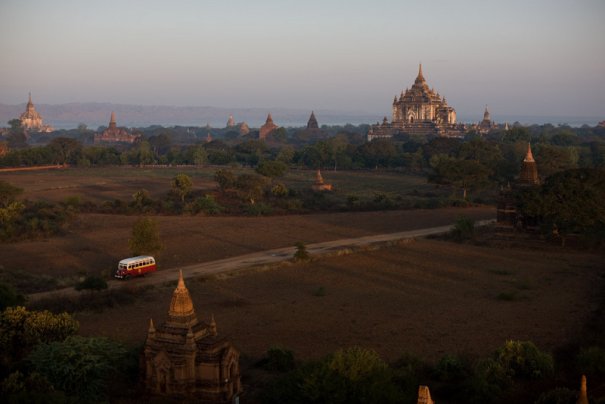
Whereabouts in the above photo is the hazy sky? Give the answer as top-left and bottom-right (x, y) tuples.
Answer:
(1, 0), (604, 119)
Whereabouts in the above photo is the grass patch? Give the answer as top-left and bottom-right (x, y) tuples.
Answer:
(313, 286), (326, 297)
(488, 269), (513, 276)
(496, 291), (519, 301)
(27, 284), (155, 313)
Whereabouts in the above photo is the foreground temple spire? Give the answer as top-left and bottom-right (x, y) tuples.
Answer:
(578, 375), (589, 404)
(416, 63), (424, 82)
(144, 270), (241, 401)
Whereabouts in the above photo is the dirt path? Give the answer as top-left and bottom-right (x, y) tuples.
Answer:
(28, 220), (494, 302)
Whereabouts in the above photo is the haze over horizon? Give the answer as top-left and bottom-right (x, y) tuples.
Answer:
(1, 0), (604, 121)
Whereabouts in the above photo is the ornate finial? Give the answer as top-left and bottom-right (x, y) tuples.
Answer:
(177, 269), (186, 290)
(524, 142), (535, 163)
(578, 375), (589, 404)
(418, 63), (423, 79)
(209, 314), (217, 336)
(148, 318), (156, 334)
(28, 92), (32, 103)
(167, 269), (196, 324)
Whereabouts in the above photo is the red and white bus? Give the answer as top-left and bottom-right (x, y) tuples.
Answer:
(114, 256), (157, 279)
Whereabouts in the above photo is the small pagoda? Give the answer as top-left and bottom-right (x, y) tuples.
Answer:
(497, 142), (540, 226)
(311, 169), (333, 192)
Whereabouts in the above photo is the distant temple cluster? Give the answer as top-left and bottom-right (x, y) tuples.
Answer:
(368, 64), (464, 140)
(19, 93), (53, 133)
(226, 114), (250, 136)
(144, 271), (241, 402)
(94, 112), (140, 143)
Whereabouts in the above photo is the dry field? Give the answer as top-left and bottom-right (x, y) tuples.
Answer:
(76, 238), (604, 364)
(1, 166), (493, 277)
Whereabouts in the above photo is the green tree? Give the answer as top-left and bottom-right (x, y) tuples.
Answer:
(263, 347), (403, 404)
(0, 181), (23, 208)
(48, 137), (82, 165)
(6, 119), (27, 149)
(28, 336), (128, 400)
(256, 159), (287, 178)
(538, 168), (605, 246)
(214, 168), (236, 192)
(430, 156), (490, 200)
(0, 306), (79, 366)
(0, 282), (25, 311)
(128, 217), (162, 256)
(171, 173), (193, 202)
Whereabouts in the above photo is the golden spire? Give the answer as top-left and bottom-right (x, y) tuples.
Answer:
(524, 142), (535, 163)
(416, 63), (425, 82)
(148, 318), (156, 334)
(315, 169), (324, 185)
(209, 314), (217, 336)
(578, 375), (588, 404)
(167, 270), (197, 325)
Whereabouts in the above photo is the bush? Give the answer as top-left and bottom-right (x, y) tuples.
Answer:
(191, 194), (224, 215)
(28, 336), (128, 401)
(244, 202), (272, 216)
(0, 282), (25, 310)
(494, 340), (554, 380)
(534, 387), (577, 404)
(434, 354), (470, 382)
(451, 216), (475, 241)
(293, 241), (310, 261)
(74, 275), (108, 292)
(259, 347), (296, 372)
(577, 346), (605, 376)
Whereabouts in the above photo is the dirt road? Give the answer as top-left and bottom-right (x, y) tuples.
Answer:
(28, 219), (494, 302)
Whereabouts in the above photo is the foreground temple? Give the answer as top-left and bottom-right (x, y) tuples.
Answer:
(143, 271), (241, 402)
(368, 64), (464, 140)
(19, 93), (53, 133)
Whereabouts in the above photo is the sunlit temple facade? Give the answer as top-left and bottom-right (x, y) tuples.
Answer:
(144, 271), (241, 402)
(19, 93), (53, 133)
(368, 64), (463, 140)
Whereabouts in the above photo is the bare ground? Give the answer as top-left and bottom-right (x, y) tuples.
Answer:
(1, 207), (494, 277)
(75, 238), (604, 364)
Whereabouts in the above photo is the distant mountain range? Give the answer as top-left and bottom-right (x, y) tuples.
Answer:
(0, 102), (601, 130)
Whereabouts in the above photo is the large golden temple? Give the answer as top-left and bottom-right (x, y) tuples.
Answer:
(368, 64), (463, 140)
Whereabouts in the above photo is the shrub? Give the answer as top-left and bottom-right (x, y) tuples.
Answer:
(75, 275), (108, 292)
(259, 347), (296, 372)
(244, 202), (273, 216)
(434, 354), (470, 382)
(28, 336), (128, 401)
(577, 346), (605, 376)
(0, 281), (25, 310)
(494, 340), (554, 380)
(191, 194), (224, 215)
(293, 241), (310, 261)
(533, 387), (577, 404)
(128, 217), (162, 256)
(451, 216), (475, 241)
